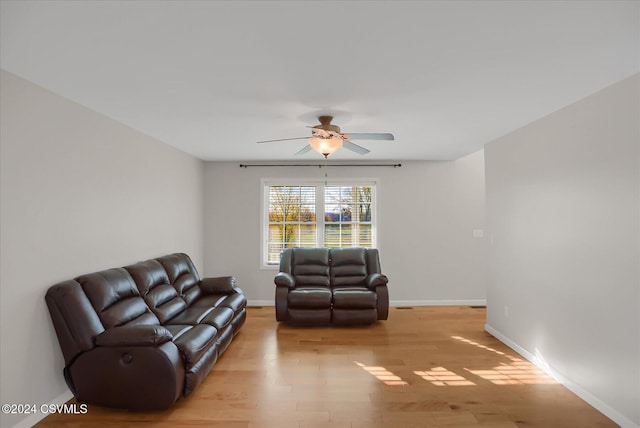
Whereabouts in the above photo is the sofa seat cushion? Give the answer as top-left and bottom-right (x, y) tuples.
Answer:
(163, 324), (192, 341)
(332, 287), (377, 309)
(202, 307), (234, 330)
(288, 287), (332, 308)
(219, 293), (247, 315)
(190, 293), (246, 315)
(190, 293), (226, 308)
(172, 324), (218, 368)
(165, 306), (215, 326)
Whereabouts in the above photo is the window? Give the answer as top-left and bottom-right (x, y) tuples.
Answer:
(263, 181), (376, 266)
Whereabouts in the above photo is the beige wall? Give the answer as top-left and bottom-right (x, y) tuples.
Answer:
(203, 152), (487, 306)
(485, 73), (640, 426)
(0, 70), (204, 427)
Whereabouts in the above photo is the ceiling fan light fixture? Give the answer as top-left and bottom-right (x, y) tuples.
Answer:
(308, 136), (343, 158)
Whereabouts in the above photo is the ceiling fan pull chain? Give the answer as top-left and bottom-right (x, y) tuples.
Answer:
(324, 159), (329, 185)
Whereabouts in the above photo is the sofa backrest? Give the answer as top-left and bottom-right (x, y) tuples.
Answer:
(281, 247), (384, 288)
(285, 248), (330, 287)
(157, 253), (202, 305)
(329, 247), (369, 287)
(76, 268), (160, 329)
(125, 259), (187, 324)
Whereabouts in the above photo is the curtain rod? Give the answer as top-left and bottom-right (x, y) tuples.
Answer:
(239, 163), (402, 168)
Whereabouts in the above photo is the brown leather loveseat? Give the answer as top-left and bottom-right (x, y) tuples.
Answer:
(45, 253), (246, 410)
(274, 247), (389, 325)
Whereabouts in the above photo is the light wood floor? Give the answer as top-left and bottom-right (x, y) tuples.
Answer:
(37, 306), (616, 427)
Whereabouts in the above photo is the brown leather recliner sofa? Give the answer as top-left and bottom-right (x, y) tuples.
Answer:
(45, 253), (246, 411)
(274, 247), (389, 325)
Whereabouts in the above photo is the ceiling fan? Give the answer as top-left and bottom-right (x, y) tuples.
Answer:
(256, 115), (394, 158)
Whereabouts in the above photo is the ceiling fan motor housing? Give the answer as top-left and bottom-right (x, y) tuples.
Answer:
(313, 116), (341, 135)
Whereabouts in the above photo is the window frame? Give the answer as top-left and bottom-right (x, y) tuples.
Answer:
(261, 178), (378, 269)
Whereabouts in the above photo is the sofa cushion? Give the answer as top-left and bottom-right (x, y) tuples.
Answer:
(329, 248), (367, 287)
(191, 293), (247, 316)
(172, 324), (218, 368)
(163, 324), (193, 341)
(77, 268), (160, 328)
(157, 253), (202, 305)
(202, 307), (234, 330)
(125, 260), (187, 324)
(288, 287), (332, 308)
(218, 293), (248, 315)
(165, 306), (215, 326)
(291, 248), (330, 287)
(332, 287), (377, 309)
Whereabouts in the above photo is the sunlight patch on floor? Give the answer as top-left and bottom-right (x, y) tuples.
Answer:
(354, 361), (408, 386)
(451, 335), (557, 385)
(414, 367), (476, 386)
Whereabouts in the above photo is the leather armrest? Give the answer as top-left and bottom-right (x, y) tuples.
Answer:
(365, 273), (388, 289)
(199, 276), (237, 294)
(95, 325), (173, 347)
(274, 272), (295, 288)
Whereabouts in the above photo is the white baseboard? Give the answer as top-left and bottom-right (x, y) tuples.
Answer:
(12, 390), (73, 428)
(247, 300), (487, 307)
(485, 324), (639, 428)
(391, 300), (486, 307)
(247, 300), (275, 306)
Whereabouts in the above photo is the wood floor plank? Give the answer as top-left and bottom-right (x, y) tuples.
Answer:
(35, 306), (617, 428)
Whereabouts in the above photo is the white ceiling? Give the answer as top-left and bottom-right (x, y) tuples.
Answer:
(1, 1), (638, 161)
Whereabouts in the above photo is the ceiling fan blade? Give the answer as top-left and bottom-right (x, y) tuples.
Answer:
(294, 145), (312, 156)
(256, 136), (309, 144)
(343, 140), (370, 155)
(343, 132), (394, 141)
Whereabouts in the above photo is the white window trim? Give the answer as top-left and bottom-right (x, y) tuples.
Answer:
(260, 178), (378, 269)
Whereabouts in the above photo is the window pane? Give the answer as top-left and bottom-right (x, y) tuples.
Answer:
(341, 224), (353, 246)
(269, 204), (282, 222)
(340, 205), (353, 221)
(267, 223), (284, 264)
(324, 224), (341, 247)
(299, 224), (316, 246)
(357, 224), (372, 247)
(340, 186), (353, 204)
(300, 186), (315, 203)
(325, 186), (340, 203)
(357, 204), (371, 222)
(300, 204), (315, 222)
(269, 224), (283, 243)
(268, 239), (283, 253)
(356, 186), (372, 203)
(267, 251), (282, 265)
(325, 204), (340, 222)
(283, 224), (299, 247)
